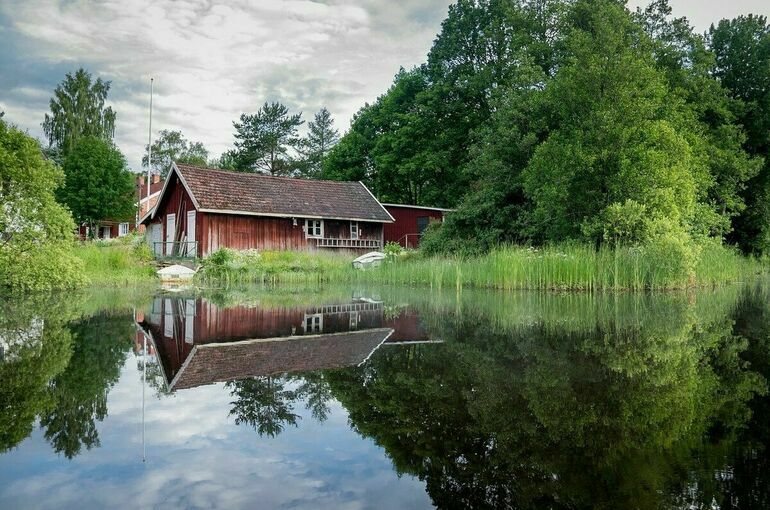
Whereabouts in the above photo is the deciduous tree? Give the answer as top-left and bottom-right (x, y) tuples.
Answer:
(42, 68), (116, 162)
(59, 137), (136, 237)
(142, 129), (209, 179)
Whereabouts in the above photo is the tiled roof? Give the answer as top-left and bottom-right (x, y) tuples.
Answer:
(171, 328), (393, 390)
(175, 163), (393, 222)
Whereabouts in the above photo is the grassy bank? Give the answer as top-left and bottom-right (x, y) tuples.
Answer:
(196, 243), (767, 291)
(73, 238), (158, 287)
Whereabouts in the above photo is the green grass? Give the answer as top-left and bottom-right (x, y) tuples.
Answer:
(195, 243), (767, 291)
(196, 248), (350, 286)
(72, 238), (158, 287)
(352, 243), (767, 291)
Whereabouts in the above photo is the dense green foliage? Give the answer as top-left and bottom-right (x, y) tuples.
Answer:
(42, 68), (116, 162)
(59, 136), (136, 235)
(0, 119), (85, 292)
(709, 15), (770, 254)
(142, 129), (209, 179)
(325, 0), (769, 258)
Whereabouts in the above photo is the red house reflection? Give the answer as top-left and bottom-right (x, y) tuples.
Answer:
(137, 295), (437, 391)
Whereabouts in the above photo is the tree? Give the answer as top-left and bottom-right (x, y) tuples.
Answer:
(209, 149), (239, 171)
(297, 107), (338, 179)
(708, 15), (770, 253)
(0, 119), (84, 291)
(232, 102), (303, 175)
(42, 68), (116, 162)
(324, 0), (565, 207)
(59, 137), (136, 236)
(141, 129), (210, 179)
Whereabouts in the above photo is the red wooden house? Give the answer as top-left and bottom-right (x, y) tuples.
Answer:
(140, 162), (394, 258)
(382, 203), (452, 248)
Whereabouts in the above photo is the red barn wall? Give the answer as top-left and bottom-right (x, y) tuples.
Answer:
(383, 206), (446, 248)
(199, 214), (384, 256)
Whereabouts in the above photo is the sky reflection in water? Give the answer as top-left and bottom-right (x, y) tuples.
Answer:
(1, 284), (769, 509)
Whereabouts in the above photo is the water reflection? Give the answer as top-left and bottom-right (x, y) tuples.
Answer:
(0, 285), (769, 509)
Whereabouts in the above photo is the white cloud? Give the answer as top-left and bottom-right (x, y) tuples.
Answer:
(0, 0), (452, 171)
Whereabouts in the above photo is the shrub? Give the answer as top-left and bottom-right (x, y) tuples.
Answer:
(383, 241), (404, 259)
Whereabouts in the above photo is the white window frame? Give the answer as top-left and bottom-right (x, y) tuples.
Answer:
(350, 221), (359, 240)
(304, 219), (324, 239)
(304, 313), (323, 333)
(118, 222), (129, 237)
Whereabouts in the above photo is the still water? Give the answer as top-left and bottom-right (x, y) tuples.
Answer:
(1, 284), (769, 509)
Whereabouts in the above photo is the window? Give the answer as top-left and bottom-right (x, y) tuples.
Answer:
(118, 222), (129, 237)
(304, 313), (323, 333)
(417, 216), (430, 234)
(350, 221), (359, 240)
(305, 219), (324, 239)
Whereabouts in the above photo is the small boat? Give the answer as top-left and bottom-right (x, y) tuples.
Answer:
(352, 251), (386, 269)
(157, 264), (196, 282)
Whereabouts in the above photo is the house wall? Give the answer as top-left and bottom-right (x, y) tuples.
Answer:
(199, 213), (384, 257)
(383, 206), (445, 248)
(145, 172), (197, 254)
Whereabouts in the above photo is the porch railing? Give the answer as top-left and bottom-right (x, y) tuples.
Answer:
(153, 241), (198, 259)
(315, 238), (382, 249)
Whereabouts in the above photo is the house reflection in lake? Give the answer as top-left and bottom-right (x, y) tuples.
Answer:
(136, 295), (436, 391)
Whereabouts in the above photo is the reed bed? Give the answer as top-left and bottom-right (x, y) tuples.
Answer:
(351, 244), (767, 291)
(197, 243), (767, 291)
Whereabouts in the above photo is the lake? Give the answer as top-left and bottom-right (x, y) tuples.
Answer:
(1, 283), (769, 509)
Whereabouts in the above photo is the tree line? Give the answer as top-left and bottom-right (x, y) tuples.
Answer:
(322, 0), (770, 257)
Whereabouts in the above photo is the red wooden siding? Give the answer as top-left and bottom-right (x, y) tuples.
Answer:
(383, 205), (446, 248)
(199, 213), (383, 256)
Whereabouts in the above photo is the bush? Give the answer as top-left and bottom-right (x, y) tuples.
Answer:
(383, 241), (404, 259)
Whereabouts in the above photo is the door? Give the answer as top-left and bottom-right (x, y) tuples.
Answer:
(186, 210), (196, 256)
(165, 214), (176, 255)
(149, 224), (162, 256)
(102, 226), (111, 239)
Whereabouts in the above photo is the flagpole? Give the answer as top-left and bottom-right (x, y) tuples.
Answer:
(147, 78), (153, 202)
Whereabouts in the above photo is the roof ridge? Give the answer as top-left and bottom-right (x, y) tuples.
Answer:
(175, 162), (360, 185)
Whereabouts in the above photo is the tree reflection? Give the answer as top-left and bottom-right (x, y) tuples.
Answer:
(39, 313), (133, 458)
(227, 372), (334, 437)
(325, 289), (770, 509)
(0, 291), (142, 458)
(0, 296), (73, 452)
(227, 376), (301, 437)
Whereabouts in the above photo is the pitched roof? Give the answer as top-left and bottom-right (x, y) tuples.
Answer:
(170, 328), (393, 390)
(174, 163), (394, 222)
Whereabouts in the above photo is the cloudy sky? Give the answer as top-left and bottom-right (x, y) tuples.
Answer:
(0, 0), (766, 172)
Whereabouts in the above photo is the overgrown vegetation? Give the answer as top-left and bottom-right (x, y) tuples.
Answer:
(71, 236), (157, 287)
(196, 248), (350, 286)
